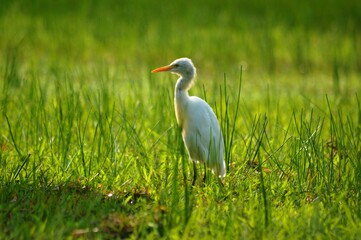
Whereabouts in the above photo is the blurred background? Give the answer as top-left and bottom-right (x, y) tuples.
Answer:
(0, 0), (360, 114)
(1, 0), (360, 73)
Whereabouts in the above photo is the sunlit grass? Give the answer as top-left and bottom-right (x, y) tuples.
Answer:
(1, 0), (361, 239)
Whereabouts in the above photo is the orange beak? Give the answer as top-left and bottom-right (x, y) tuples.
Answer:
(151, 65), (174, 73)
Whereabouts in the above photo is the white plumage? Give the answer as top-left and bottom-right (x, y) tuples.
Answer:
(152, 58), (226, 184)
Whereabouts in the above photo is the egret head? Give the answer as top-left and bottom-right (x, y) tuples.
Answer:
(152, 58), (196, 78)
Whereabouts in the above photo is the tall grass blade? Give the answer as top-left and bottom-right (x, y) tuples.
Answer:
(4, 113), (22, 156)
(226, 67), (243, 170)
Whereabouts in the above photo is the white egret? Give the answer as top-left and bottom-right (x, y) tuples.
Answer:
(152, 58), (226, 184)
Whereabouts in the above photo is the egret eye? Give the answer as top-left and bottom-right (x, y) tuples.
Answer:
(173, 64), (179, 68)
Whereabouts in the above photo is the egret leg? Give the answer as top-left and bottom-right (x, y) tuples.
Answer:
(192, 161), (197, 186)
(218, 177), (224, 187)
(203, 162), (207, 184)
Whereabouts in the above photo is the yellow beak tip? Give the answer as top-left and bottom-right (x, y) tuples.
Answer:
(151, 65), (173, 73)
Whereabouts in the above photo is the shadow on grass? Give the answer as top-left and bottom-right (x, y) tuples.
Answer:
(0, 180), (165, 239)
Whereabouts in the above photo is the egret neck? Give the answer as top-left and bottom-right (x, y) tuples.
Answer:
(174, 67), (196, 127)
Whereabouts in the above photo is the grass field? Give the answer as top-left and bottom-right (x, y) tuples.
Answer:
(1, 0), (361, 239)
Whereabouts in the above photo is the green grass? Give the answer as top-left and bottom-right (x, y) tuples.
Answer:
(1, 0), (361, 239)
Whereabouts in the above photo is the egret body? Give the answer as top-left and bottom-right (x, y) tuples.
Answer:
(152, 58), (226, 184)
